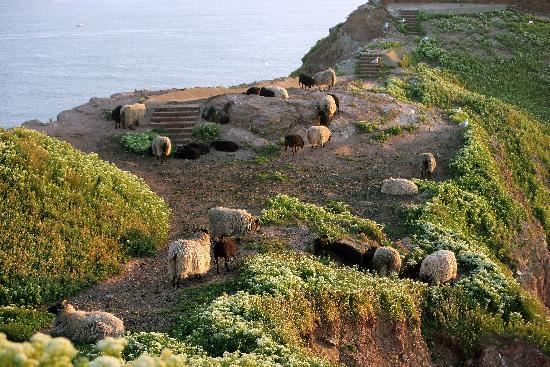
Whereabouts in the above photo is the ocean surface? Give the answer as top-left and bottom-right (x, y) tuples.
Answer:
(0, 0), (366, 128)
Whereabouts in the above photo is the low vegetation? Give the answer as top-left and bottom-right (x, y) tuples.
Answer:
(0, 128), (170, 306)
(119, 130), (158, 154)
(192, 122), (220, 143)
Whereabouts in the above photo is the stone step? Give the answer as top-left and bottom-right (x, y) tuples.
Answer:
(151, 116), (197, 123)
(150, 122), (196, 129)
(152, 111), (199, 117)
(154, 105), (200, 113)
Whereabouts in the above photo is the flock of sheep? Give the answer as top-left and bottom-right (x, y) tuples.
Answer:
(45, 68), (445, 345)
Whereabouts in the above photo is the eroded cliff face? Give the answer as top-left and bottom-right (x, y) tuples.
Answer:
(385, 0), (550, 16)
(293, 2), (392, 76)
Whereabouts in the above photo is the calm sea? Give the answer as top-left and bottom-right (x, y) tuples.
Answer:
(0, 0), (366, 128)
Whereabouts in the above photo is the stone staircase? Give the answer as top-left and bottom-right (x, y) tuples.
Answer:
(148, 104), (200, 145)
(400, 10), (422, 35)
(356, 53), (383, 79)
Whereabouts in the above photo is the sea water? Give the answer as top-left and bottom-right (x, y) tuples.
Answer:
(0, 0), (366, 128)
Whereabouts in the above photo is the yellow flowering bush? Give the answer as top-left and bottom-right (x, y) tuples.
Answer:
(0, 128), (171, 306)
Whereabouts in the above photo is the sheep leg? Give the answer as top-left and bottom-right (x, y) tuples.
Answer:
(216, 258), (220, 274)
(225, 257), (230, 272)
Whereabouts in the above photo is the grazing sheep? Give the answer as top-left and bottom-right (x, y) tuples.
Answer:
(259, 87), (275, 97)
(245, 87), (261, 95)
(173, 145), (201, 160)
(120, 103), (146, 129)
(372, 246), (401, 276)
(319, 110), (332, 126)
(313, 68), (336, 91)
(260, 86), (289, 99)
(151, 136), (171, 161)
(112, 105), (122, 128)
(419, 152), (437, 178)
(319, 95), (337, 119)
(313, 236), (365, 268)
(211, 140), (239, 152)
(202, 106), (216, 121)
(380, 178), (418, 195)
(168, 229), (211, 287)
(420, 250), (457, 285)
(47, 301), (124, 344)
(213, 237), (241, 273)
(299, 74), (315, 89)
(284, 134), (305, 156)
(361, 246), (379, 271)
(208, 207), (260, 239)
(327, 94), (340, 115)
(307, 125), (332, 148)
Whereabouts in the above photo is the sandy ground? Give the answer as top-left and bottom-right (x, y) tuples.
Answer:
(28, 79), (462, 332)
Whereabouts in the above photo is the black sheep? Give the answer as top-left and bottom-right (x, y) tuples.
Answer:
(211, 140), (239, 152)
(361, 246), (378, 271)
(319, 110), (332, 126)
(284, 134), (304, 156)
(202, 106), (216, 121)
(245, 87), (261, 95)
(173, 145), (201, 160)
(327, 93), (340, 115)
(313, 236), (364, 268)
(187, 142), (210, 155)
(213, 237), (241, 273)
(299, 74), (315, 90)
(112, 105), (122, 128)
(259, 87), (276, 97)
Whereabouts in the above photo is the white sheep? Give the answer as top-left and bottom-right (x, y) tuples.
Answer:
(380, 178), (418, 195)
(151, 135), (171, 161)
(208, 207), (260, 239)
(420, 249), (457, 285)
(47, 301), (124, 344)
(120, 103), (146, 129)
(313, 68), (336, 91)
(307, 125), (332, 148)
(167, 230), (211, 287)
(419, 152), (436, 178)
(372, 246), (401, 276)
(318, 95), (337, 119)
(263, 86), (289, 99)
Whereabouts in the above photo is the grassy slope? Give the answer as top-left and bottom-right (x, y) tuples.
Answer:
(2, 8), (550, 367)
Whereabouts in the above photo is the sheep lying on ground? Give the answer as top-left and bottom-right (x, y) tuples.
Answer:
(372, 246), (401, 276)
(419, 152), (437, 178)
(47, 300), (124, 344)
(307, 125), (332, 148)
(380, 178), (418, 195)
(151, 136), (171, 161)
(173, 143), (209, 160)
(202, 106), (216, 121)
(327, 93), (340, 115)
(319, 95), (337, 119)
(211, 140), (239, 152)
(299, 74), (315, 89)
(112, 105), (122, 128)
(313, 236), (364, 267)
(203, 101), (233, 124)
(260, 86), (289, 99)
(259, 87), (275, 97)
(245, 87), (261, 95)
(208, 207), (260, 239)
(313, 68), (336, 91)
(420, 249), (457, 285)
(284, 134), (305, 156)
(167, 229), (211, 287)
(213, 237), (241, 273)
(120, 103), (146, 129)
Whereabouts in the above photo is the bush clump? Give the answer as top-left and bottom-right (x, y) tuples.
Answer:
(0, 128), (171, 306)
(119, 131), (158, 154)
(192, 123), (220, 143)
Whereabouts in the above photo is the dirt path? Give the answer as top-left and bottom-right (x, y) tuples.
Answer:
(29, 81), (462, 332)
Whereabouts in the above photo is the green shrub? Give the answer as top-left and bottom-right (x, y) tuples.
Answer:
(258, 171), (288, 182)
(120, 228), (157, 257)
(192, 122), (220, 143)
(119, 131), (158, 154)
(0, 128), (170, 306)
(103, 109), (113, 121)
(354, 121), (377, 133)
(0, 307), (53, 341)
(261, 194), (387, 244)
